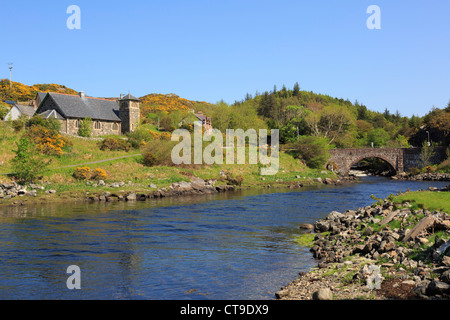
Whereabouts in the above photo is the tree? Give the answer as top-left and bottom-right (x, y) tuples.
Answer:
(78, 117), (92, 137)
(418, 140), (435, 168)
(305, 105), (355, 145)
(293, 82), (300, 97)
(283, 136), (330, 169)
(367, 128), (390, 147)
(160, 114), (176, 132)
(10, 137), (51, 183)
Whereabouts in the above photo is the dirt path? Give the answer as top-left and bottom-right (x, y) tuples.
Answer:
(58, 153), (141, 168)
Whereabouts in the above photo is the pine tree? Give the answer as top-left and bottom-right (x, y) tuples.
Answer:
(293, 82), (300, 96)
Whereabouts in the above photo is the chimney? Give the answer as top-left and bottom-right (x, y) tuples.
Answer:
(79, 91), (85, 98)
(120, 93), (123, 99)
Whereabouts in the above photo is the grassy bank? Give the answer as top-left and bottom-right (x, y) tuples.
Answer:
(393, 191), (450, 213)
(0, 124), (338, 205)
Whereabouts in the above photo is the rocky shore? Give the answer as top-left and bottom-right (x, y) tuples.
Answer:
(84, 177), (236, 202)
(276, 185), (450, 300)
(393, 172), (450, 181)
(0, 170), (356, 207)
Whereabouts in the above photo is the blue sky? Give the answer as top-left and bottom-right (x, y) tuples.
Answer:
(1, 0), (449, 116)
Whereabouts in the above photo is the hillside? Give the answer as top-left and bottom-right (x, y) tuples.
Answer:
(139, 93), (211, 118)
(0, 79), (78, 102)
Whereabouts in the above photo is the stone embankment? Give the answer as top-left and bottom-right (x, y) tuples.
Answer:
(276, 185), (450, 300)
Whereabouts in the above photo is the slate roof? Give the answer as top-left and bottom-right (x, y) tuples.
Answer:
(15, 104), (36, 117)
(37, 92), (47, 101)
(120, 93), (139, 101)
(40, 93), (121, 122)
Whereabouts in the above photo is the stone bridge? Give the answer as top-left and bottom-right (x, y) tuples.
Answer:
(328, 147), (446, 175)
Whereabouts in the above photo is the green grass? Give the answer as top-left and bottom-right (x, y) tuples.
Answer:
(294, 233), (316, 247)
(394, 191), (450, 213)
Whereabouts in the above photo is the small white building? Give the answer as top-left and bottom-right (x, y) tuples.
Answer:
(4, 104), (36, 121)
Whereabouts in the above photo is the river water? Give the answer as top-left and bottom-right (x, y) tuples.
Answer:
(0, 177), (448, 300)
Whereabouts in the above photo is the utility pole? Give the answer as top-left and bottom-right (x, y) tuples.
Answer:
(8, 63), (13, 89)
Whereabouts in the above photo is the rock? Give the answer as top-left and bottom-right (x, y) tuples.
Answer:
(363, 226), (374, 236)
(1, 183), (14, 189)
(412, 280), (430, 297)
(299, 223), (314, 230)
(442, 256), (450, 267)
(403, 216), (436, 242)
(314, 220), (330, 233)
(46, 189), (56, 194)
(426, 280), (450, 296)
(326, 211), (344, 221)
(98, 180), (105, 186)
(25, 190), (37, 197)
(275, 289), (290, 299)
(313, 178), (323, 184)
(148, 183), (157, 189)
(312, 288), (332, 300)
(440, 270), (450, 284)
(126, 193), (136, 201)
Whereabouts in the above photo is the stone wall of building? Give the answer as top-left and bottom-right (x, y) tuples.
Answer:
(60, 118), (121, 136)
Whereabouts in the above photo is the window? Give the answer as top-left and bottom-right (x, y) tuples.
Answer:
(94, 121), (101, 130)
(75, 119), (79, 128)
(113, 122), (119, 131)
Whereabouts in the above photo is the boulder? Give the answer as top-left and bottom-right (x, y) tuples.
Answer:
(426, 280), (450, 296)
(126, 193), (136, 201)
(326, 211), (344, 221)
(299, 223), (314, 230)
(314, 220), (331, 233)
(312, 288), (332, 300)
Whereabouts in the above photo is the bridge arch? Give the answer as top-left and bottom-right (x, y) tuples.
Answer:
(328, 148), (404, 175)
(347, 155), (396, 175)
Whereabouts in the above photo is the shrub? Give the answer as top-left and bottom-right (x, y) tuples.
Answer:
(91, 168), (108, 181)
(141, 139), (177, 167)
(26, 125), (71, 157)
(11, 137), (51, 183)
(11, 115), (28, 132)
(407, 167), (421, 176)
(78, 117), (92, 137)
(226, 173), (244, 186)
(26, 115), (61, 133)
(437, 159), (450, 173)
(0, 101), (9, 120)
(284, 136), (330, 169)
(98, 137), (132, 151)
(73, 167), (91, 180)
(126, 128), (154, 149)
(73, 167), (108, 181)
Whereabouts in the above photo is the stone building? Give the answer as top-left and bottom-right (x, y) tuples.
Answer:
(35, 91), (140, 136)
(4, 103), (36, 121)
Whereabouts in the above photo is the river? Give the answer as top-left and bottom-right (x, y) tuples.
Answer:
(0, 177), (448, 300)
